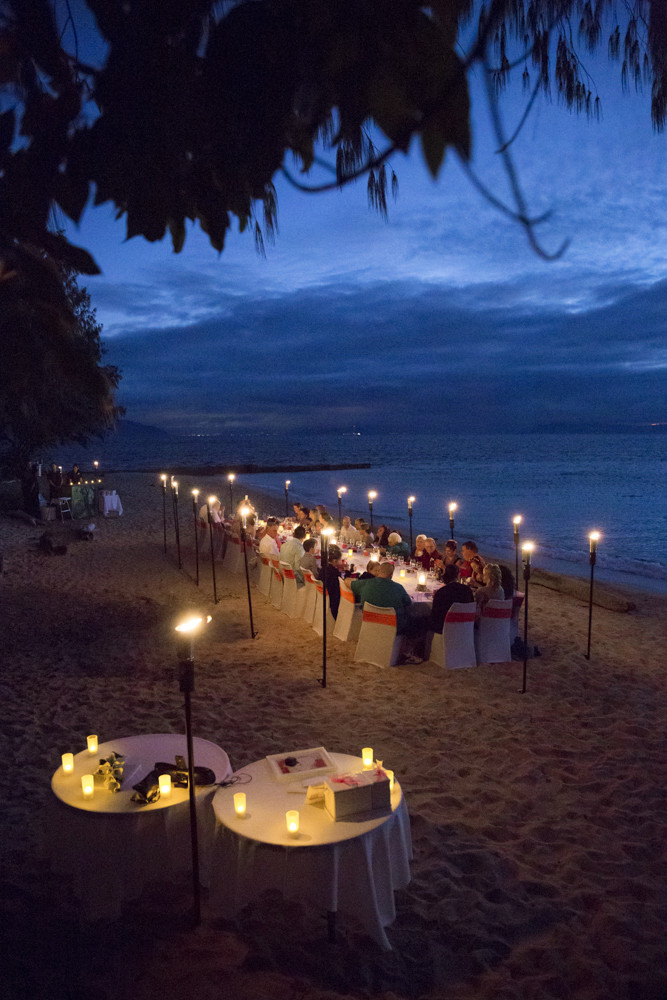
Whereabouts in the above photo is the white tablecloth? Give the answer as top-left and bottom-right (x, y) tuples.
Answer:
(48, 733), (231, 919)
(98, 490), (123, 516)
(206, 752), (412, 949)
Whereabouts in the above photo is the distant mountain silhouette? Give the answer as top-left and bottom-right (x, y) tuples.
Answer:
(113, 419), (172, 438)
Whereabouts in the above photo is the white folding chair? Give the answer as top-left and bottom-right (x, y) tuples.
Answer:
(353, 602), (403, 668)
(257, 553), (272, 597)
(312, 576), (335, 636)
(427, 602), (477, 669)
(280, 561), (306, 618)
(510, 591), (524, 642)
(269, 557), (283, 609)
(333, 578), (362, 642)
(475, 598), (513, 664)
(302, 570), (318, 624)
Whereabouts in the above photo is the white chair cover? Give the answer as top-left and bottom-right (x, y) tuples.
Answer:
(428, 602), (477, 669)
(312, 575), (335, 636)
(269, 557), (284, 609)
(475, 598), (513, 664)
(354, 602), (403, 668)
(302, 570), (318, 624)
(279, 561), (306, 618)
(333, 578), (362, 642)
(257, 553), (273, 597)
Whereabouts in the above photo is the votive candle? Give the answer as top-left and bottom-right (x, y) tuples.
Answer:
(418, 573), (426, 586)
(286, 810), (299, 837)
(81, 774), (94, 799)
(362, 747), (374, 769)
(234, 792), (247, 817)
(86, 734), (98, 754)
(158, 774), (172, 797)
(61, 752), (74, 773)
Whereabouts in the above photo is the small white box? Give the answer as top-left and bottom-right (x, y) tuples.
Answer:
(323, 769), (391, 821)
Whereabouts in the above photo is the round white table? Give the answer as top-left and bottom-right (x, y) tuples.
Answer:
(49, 733), (231, 919)
(206, 752), (412, 950)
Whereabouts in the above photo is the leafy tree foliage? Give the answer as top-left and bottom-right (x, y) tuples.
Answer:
(0, 0), (664, 273)
(0, 244), (123, 471)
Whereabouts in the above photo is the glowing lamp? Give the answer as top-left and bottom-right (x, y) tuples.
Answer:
(81, 774), (94, 799)
(589, 531), (601, 554)
(227, 473), (236, 483)
(448, 502), (457, 514)
(86, 735), (98, 755)
(61, 752), (74, 773)
(368, 491), (377, 501)
(337, 486), (347, 498)
(522, 542), (534, 566)
(286, 810), (300, 837)
(234, 792), (247, 817)
(407, 495), (415, 509)
(513, 515), (522, 527)
(159, 774), (172, 797)
(362, 747), (374, 770)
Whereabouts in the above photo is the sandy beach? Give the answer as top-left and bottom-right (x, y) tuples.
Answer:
(1, 471), (665, 1000)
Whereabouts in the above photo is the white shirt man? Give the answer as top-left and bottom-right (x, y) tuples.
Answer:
(338, 516), (359, 544)
(259, 522), (280, 557)
(279, 525), (307, 585)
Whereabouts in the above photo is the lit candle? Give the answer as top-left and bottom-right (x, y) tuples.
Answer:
(368, 490), (377, 502)
(362, 747), (374, 769)
(81, 774), (94, 799)
(93, 461), (99, 470)
(61, 752), (74, 773)
(158, 773), (172, 797)
(172, 479), (178, 496)
(286, 810), (300, 837)
(234, 792), (247, 817)
(337, 486), (347, 499)
(399, 569), (406, 578)
(407, 495), (415, 510)
(449, 502), (457, 515)
(589, 530), (600, 555)
(418, 572), (426, 586)
(87, 734), (98, 755)
(285, 479), (290, 489)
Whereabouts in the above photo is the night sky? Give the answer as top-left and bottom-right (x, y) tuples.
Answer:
(63, 26), (667, 436)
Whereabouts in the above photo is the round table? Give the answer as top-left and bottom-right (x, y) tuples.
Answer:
(207, 752), (412, 949)
(49, 733), (231, 919)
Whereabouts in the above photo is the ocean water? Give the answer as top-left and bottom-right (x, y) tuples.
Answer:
(54, 430), (667, 594)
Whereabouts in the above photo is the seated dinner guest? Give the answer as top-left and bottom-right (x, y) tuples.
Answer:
(434, 539), (461, 581)
(258, 518), (280, 556)
(357, 560), (380, 581)
(299, 537), (318, 576)
(318, 544), (344, 619)
(351, 561), (413, 635)
(474, 563), (505, 614)
(375, 525), (391, 549)
(460, 541), (486, 586)
(357, 522), (374, 547)
(428, 564), (474, 634)
(385, 531), (410, 561)
(338, 516), (358, 544)
(280, 524), (307, 586)
(412, 534), (427, 561)
(416, 537), (442, 571)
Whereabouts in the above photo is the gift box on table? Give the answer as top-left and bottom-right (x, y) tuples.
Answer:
(323, 768), (391, 821)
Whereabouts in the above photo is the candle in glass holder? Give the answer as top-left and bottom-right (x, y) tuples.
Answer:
(86, 734), (98, 754)
(234, 792), (247, 817)
(286, 810), (299, 837)
(61, 752), (74, 773)
(362, 747), (374, 769)
(81, 774), (94, 799)
(158, 774), (172, 797)
(399, 569), (406, 578)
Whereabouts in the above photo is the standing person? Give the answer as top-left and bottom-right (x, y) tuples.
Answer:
(318, 544), (344, 619)
(68, 463), (82, 485)
(21, 462), (40, 518)
(46, 462), (63, 502)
